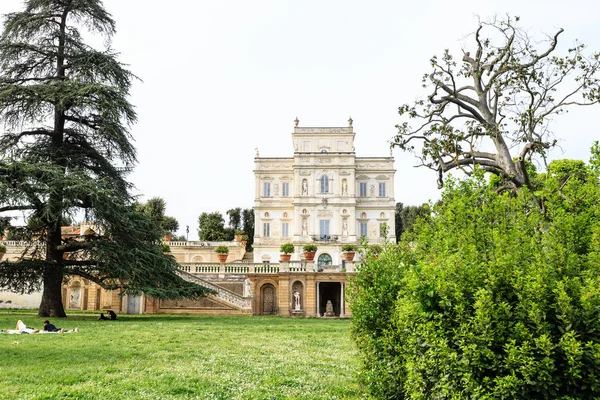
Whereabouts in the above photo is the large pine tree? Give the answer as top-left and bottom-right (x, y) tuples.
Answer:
(0, 0), (211, 317)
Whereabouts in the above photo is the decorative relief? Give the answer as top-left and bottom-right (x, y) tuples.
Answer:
(356, 175), (370, 181)
(317, 157), (332, 164)
(339, 171), (351, 176)
(375, 175), (389, 180)
(295, 127), (352, 133)
(299, 171), (311, 176)
(317, 210), (333, 218)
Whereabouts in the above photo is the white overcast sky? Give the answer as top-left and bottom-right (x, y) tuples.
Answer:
(1, 0), (599, 240)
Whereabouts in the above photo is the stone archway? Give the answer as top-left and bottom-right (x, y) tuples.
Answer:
(261, 284), (276, 315)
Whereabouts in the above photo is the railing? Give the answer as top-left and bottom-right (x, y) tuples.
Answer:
(177, 270), (251, 309)
(178, 262), (283, 275)
(166, 241), (240, 247)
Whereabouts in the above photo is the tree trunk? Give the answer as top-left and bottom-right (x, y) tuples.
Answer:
(38, 265), (66, 318)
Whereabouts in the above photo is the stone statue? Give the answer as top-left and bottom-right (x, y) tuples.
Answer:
(342, 219), (348, 235)
(324, 300), (335, 317)
(244, 279), (252, 297)
(293, 291), (301, 311)
(302, 219), (308, 235)
(302, 180), (308, 195)
(274, 183), (279, 196)
(370, 184), (375, 197)
(342, 179), (347, 195)
(255, 148), (259, 157)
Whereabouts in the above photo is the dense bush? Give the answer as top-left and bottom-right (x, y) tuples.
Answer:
(350, 158), (600, 399)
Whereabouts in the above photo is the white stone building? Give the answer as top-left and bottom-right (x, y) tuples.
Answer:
(253, 119), (396, 266)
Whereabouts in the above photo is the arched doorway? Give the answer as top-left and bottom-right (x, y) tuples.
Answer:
(318, 253), (332, 268)
(261, 284), (276, 315)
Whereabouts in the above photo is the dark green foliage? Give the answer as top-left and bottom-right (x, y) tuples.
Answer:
(242, 208), (254, 251)
(197, 211), (230, 241)
(198, 208), (254, 247)
(350, 161), (600, 399)
(0, 0), (211, 317)
(394, 202), (430, 242)
(137, 197), (179, 235)
(226, 207), (242, 231)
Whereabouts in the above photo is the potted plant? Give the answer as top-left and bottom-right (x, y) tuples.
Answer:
(341, 243), (357, 262)
(215, 245), (229, 263)
(241, 234), (249, 247)
(0, 243), (6, 261)
(302, 243), (317, 261)
(163, 232), (172, 241)
(234, 230), (245, 242)
(280, 242), (294, 262)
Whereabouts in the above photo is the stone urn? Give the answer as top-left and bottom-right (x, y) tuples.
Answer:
(217, 254), (228, 263)
(303, 251), (316, 262)
(343, 251), (355, 262)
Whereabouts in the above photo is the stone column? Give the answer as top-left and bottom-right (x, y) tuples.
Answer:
(305, 274), (317, 317)
(278, 275), (290, 316)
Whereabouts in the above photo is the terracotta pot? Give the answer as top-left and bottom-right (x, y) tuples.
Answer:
(241, 240), (247, 247)
(303, 251), (316, 261)
(280, 254), (292, 262)
(163, 235), (172, 242)
(234, 234), (243, 242)
(343, 251), (356, 262)
(217, 254), (228, 263)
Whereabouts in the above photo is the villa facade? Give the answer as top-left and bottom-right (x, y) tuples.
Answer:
(253, 119), (396, 265)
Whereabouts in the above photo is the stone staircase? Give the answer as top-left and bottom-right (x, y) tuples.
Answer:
(176, 270), (252, 312)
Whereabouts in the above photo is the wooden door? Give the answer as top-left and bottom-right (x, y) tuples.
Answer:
(262, 285), (275, 315)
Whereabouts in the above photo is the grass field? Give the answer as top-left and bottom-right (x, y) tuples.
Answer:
(0, 312), (363, 399)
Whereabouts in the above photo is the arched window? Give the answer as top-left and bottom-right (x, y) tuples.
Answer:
(318, 253), (332, 268)
(320, 175), (329, 193)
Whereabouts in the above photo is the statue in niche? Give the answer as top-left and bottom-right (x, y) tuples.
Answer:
(293, 291), (301, 311)
(274, 183), (279, 196)
(342, 179), (348, 195)
(302, 180), (308, 195)
(342, 219), (348, 236)
(324, 300), (335, 317)
(302, 218), (308, 235)
(244, 279), (252, 297)
(370, 184), (375, 197)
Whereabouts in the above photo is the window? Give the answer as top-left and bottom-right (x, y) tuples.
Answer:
(378, 182), (386, 197)
(320, 148), (328, 153)
(359, 182), (367, 197)
(320, 175), (329, 193)
(319, 220), (330, 240)
(318, 253), (332, 268)
(263, 182), (271, 197)
(282, 182), (289, 197)
(282, 223), (289, 237)
(263, 223), (270, 237)
(360, 222), (368, 237)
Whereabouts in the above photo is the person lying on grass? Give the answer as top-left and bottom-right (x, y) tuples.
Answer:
(1, 320), (78, 334)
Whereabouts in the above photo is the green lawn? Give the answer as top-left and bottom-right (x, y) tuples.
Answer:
(0, 312), (363, 399)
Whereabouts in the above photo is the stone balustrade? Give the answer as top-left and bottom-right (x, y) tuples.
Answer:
(178, 261), (354, 275)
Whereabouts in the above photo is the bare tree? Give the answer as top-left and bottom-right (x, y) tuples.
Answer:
(393, 16), (600, 198)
